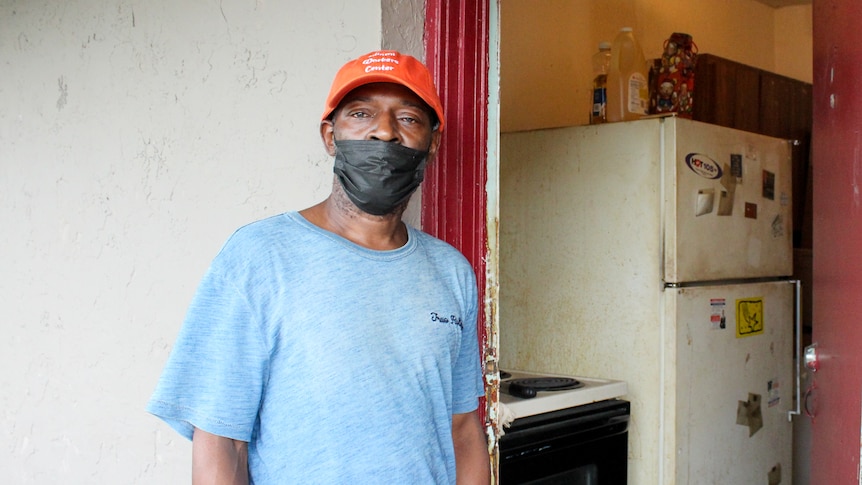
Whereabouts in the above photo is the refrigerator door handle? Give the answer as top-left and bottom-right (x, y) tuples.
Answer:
(788, 279), (802, 421)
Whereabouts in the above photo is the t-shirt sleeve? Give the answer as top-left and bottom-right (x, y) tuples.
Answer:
(451, 266), (484, 415)
(146, 263), (269, 442)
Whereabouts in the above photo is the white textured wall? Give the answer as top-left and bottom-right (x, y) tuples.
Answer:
(1, 1), (380, 482)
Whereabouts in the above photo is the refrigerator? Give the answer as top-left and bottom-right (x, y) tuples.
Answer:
(499, 116), (797, 484)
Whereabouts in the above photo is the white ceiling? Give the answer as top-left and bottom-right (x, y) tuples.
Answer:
(752, 0), (811, 7)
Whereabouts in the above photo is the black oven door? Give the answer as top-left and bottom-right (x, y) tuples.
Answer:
(499, 399), (630, 485)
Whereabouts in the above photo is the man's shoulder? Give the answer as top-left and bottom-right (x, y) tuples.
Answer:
(411, 226), (460, 252)
(228, 212), (301, 242)
(235, 211), (293, 232)
(214, 212), (306, 258)
(409, 227), (473, 269)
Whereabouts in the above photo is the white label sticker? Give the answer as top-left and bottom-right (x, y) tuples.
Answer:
(627, 72), (648, 115)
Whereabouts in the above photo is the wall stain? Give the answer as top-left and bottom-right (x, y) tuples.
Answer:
(56, 76), (68, 111)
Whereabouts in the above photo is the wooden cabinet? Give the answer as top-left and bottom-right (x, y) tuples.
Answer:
(692, 55), (762, 134)
(692, 54), (813, 248)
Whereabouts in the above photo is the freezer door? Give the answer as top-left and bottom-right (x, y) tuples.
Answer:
(664, 118), (793, 283)
(668, 281), (794, 484)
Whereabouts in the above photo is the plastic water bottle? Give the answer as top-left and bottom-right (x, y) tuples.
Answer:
(590, 41), (612, 124)
(606, 28), (649, 122)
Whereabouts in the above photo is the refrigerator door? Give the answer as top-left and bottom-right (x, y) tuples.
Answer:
(500, 120), (666, 378)
(663, 118), (793, 283)
(668, 281), (794, 484)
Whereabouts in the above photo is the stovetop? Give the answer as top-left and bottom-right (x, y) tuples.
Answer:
(499, 369), (628, 418)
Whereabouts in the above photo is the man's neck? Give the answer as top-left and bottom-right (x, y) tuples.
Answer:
(299, 190), (408, 251)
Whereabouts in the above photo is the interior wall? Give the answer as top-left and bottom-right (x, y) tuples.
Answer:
(1, 1), (381, 482)
(501, 0), (813, 132)
(775, 5), (813, 85)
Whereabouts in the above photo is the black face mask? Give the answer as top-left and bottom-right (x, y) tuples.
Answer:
(333, 139), (429, 216)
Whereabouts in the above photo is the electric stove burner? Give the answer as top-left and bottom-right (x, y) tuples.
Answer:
(505, 377), (584, 399)
(499, 370), (628, 417)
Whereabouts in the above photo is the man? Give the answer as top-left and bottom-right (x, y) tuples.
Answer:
(147, 50), (490, 484)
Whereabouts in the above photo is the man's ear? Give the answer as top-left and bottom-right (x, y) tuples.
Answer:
(320, 119), (336, 156)
(426, 129), (442, 161)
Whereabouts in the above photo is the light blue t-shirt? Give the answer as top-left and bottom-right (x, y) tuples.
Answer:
(147, 211), (483, 484)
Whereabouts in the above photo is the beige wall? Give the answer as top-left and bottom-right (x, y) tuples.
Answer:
(501, 0), (813, 132)
(775, 5), (813, 83)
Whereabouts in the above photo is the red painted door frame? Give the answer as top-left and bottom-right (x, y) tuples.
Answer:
(423, 0), (490, 276)
(810, 1), (862, 482)
(422, 0), (491, 418)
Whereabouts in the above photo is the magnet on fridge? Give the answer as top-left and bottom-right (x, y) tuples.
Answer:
(736, 392), (763, 436)
(736, 297), (764, 337)
(696, 189), (714, 216)
(745, 202), (757, 219)
(710, 298), (726, 329)
(762, 170), (775, 200)
(767, 378), (781, 407)
(717, 190), (734, 216)
(731, 153), (743, 179)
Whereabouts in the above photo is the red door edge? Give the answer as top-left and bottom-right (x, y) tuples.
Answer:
(423, 0), (496, 449)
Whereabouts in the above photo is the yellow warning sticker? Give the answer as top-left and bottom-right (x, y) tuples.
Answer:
(736, 297), (764, 337)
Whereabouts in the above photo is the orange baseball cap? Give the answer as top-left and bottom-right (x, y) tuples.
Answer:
(321, 50), (445, 132)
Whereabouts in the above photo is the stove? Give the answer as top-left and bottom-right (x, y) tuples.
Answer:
(499, 369), (628, 418)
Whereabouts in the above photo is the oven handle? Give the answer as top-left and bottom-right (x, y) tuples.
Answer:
(501, 409), (630, 445)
